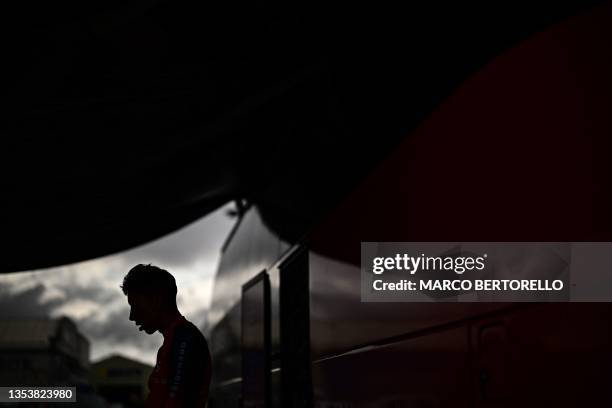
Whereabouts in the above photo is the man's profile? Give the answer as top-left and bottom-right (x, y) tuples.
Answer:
(121, 264), (212, 407)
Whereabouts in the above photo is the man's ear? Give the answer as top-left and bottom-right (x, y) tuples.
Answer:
(147, 293), (161, 314)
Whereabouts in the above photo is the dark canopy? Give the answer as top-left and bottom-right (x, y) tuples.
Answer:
(1, 1), (603, 272)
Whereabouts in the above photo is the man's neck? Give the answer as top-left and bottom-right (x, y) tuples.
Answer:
(159, 308), (182, 337)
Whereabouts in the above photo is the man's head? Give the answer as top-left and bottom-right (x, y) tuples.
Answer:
(121, 264), (177, 334)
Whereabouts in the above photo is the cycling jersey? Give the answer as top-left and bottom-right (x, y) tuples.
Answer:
(147, 314), (212, 408)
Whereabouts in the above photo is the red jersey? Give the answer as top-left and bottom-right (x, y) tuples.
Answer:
(147, 315), (212, 408)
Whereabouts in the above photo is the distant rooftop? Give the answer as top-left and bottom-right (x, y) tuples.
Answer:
(93, 354), (154, 370)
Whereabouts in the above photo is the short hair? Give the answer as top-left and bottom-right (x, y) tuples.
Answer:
(121, 264), (177, 304)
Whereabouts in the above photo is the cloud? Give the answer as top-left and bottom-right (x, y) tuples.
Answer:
(0, 283), (63, 318)
(53, 276), (119, 305)
(118, 202), (236, 270)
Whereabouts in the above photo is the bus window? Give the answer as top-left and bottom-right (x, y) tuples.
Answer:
(242, 271), (271, 408)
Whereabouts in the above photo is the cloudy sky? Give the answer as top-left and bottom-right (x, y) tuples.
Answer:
(0, 202), (236, 367)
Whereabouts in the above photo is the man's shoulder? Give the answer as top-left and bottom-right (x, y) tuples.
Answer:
(173, 319), (209, 349)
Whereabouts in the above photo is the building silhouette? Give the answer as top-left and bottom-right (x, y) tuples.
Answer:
(90, 354), (153, 408)
(0, 316), (109, 406)
(0, 316), (90, 387)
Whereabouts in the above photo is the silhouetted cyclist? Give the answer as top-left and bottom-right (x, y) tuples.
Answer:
(122, 264), (212, 407)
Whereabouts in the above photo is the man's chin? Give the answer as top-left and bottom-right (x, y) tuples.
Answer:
(138, 325), (156, 334)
